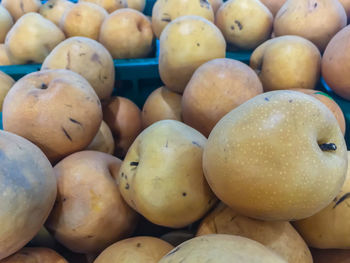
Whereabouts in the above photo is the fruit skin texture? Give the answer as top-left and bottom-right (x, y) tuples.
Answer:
(151, 0), (214, 39)
(103, 96), (142, 158)
(273, 0), (347, 52)
(293, 152), (350, 249)
(39, 0), (74, 26)
(0, 247), (67, 263)
(86, 120), (115, 154)
(260, 0), (286, 15)
(159, 234), (287, 263)
(208, 0), (223, 13)
(127, 0), (146, 12)
(94, 236), (174, 263)
(2, 69), (102, 163)
(196, 202), (312, 263)
(117, 120), (217, 228)
(60, 2), (108, 40)
(0, 44), (11, 66)
(250, 35), (321, 91)
(45, 151), (138, 254)
(0, 130), (57, 260)
(0, 5), (13, 43)
(159, 15), (226, 94)
(215, 0), (273, 50)
(141, 86), (182, 129)
(5, 13), (65, 64)
(339, 0), (350, 21)
(0, 72), (14, 111)
(322, 25), (350, 100)
(79, 0), (128, 13)
(182, 58), (263, 137)
(99, 8), (154, 59)
(291, 89), (346, 135)
(41, 36), (115, 101)
(2, 0), (41, 21)
(203, 90), (348, 221)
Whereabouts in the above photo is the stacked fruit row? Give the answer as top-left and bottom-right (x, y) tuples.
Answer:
(2, 0), (350, 263)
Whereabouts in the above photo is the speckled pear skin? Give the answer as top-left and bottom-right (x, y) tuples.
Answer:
(203, 90), (348, 221)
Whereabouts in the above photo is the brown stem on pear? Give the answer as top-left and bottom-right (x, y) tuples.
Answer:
(319, 143), (337, 151)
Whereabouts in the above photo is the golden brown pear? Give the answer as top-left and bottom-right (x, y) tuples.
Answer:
(182, 58), (263, 137)
(0, 44), (11, 65)
(118, 120), (217, 228)
(2, 0), (41, 21)
(151, 0), (214, 39)
(5, 13), (65, 64)
(0, 72), (14, 111)
(0, 5), (13, 43)
(291, 89), (346, 135)
(260, 0), (286, 15)
(41, 37), (115, 101)
(197, 203), (312, 263)
(79, 0), (128, 13)
(0, 247), (67, 263)
(94, 236), (174, 263)
(142, 86), (182, 129)
(273, 0), (347, 51)
(215, 0), (273, 50)
(86, 120), (115, 154)
(127, 0), (146, 12)
(159, 235), (287, 263)
(2, 69), (102, 163)
(39, 0), (74, 26)
(159, 15), (226, 93)
(294, 152), (350, 249)
(203, 90), (348, 221)
(99, 8), (154, 59)
(103, 96), (142, 158)
(0, 130), (57, 260)
(250, 35), (321, 91)
(46, 151), (138, 254)
(60, 2), (108, 40)
(322, 25), (350, 100)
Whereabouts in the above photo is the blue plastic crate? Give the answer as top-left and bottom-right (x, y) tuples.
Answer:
(0, 112), (2, 130)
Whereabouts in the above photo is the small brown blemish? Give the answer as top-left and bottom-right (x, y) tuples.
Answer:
(69, 118), (82, 126)
(333, 193), (350, 208)
(235, 20), (243, 30)
(40, 83), (48, 89)
(136, 243), (141, 247)
(87, 235), (94, 238)
(66, 51), (71, 70)
(91, 53), (102, 65)
(192, 141), (201, 147)
(125, 183), (130, 190)
(289, 99), (293, 103)
(264, 97), (270, 101)
(197, 43), (200, 47)
(62, 127), (72, 141)
(130, 162), (139, 167)
(231, 25), (235, 30)
(182, 192), (187, 197)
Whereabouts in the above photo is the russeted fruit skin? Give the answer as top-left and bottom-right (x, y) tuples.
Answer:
(159, 234), (287, 263)
(293, 152), (350, 249)
(0, 131), (57, 260)
(196, 202), (313, 263)
(117, 120), (217, 228)
(322, 25), (350, 100)
(2, 69), (102, 163)
(273, 0), (347, 52)
(0, 247), (67, 263)
(203, 90), (348, 221)
(94, 236), (174, 263)
(159, 15), (226, 93)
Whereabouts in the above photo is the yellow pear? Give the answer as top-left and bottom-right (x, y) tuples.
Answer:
(127, 0), (146, 12)
(0, 44), (11, 65)
(0, 5), (13, 43)
(0, 72), (14, 111)
(39, 0), (74, 26)
(2, 0), (41, 21)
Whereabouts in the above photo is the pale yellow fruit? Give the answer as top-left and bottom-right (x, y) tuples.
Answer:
(151, 0), (214, 39)
(203, 90), (348, 221)
(94, 236), (174, 263)
(79, 0), (128, 13)
(0, 44), (11, 65)
(274, 0), (347, 51)
(41, 36), (115, 101)
(159, 15), (226, 93)
(197, 203), (312, 263)
(141, 86), (182, 129)
(0, 130), (57, 260)
(86, 120), (115, 154)
(0, 247), (67, 263)
(5, 13), (65, 64)
(159, 234), (287, 263)
(118, 120), (217, 228)
(215, 0), (273, 50)
(0, 72), (14, 111)
(127, 0), (146, 12)
(39, 0), (74, 26)
(2, 0), (41, 21)
(0, 5), (13, 43)
(60, 2), (108, 40)
(99, 8), (154, 59)
(250, 35), (321, 91)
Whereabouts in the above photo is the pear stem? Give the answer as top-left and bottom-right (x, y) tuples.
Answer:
(319, 143), (337, 151)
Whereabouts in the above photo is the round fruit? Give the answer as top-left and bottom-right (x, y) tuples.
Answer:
(0, 5), (13, 43)
(203, 90), (348, 221)
(260, 0), (286, 16)
(2, 0), (41, 21)
(0, 130), (56, 260)
(127, 0), (146, 12)
(0, 44), (11, 65)
(0, 72), (14, 111)
(39, 0), (74, 26)
(1, 247), (67, 263)
(182, 58), (263, 137)
(208, 0), (223, 14)
(86, 120), (115, 154)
